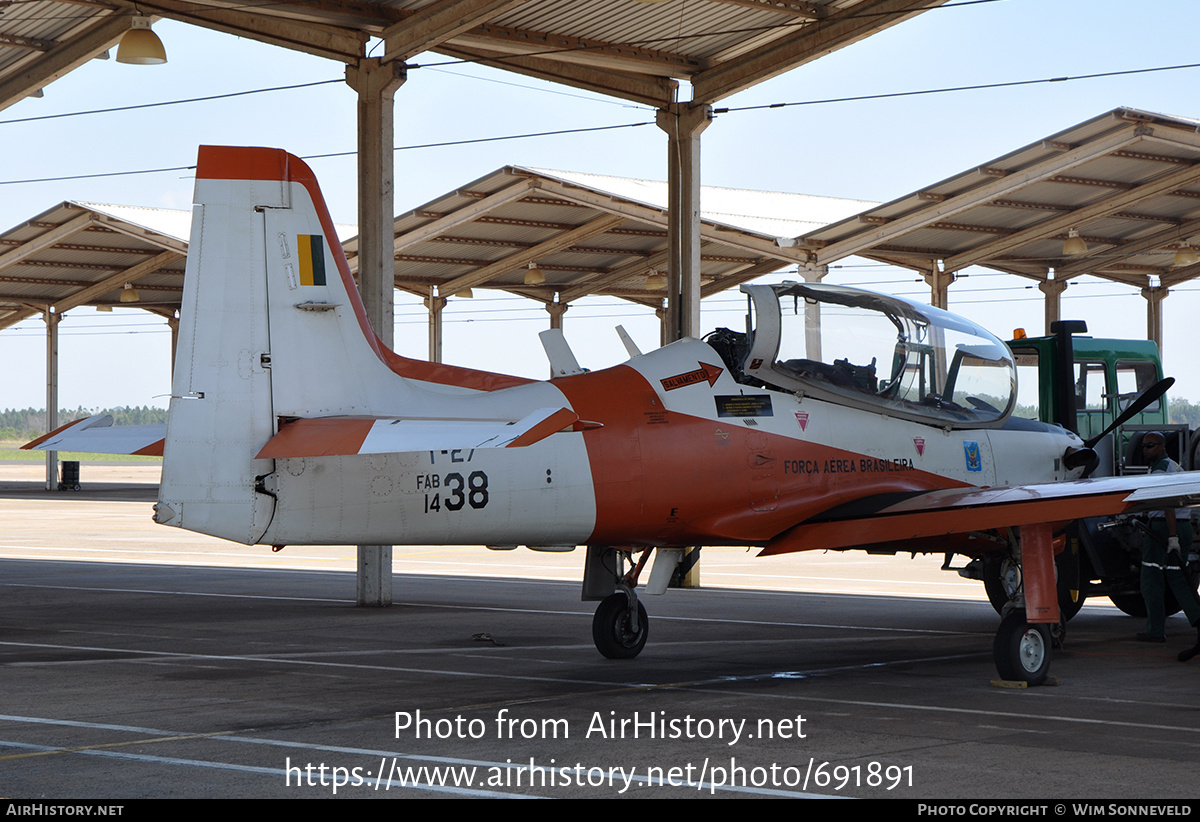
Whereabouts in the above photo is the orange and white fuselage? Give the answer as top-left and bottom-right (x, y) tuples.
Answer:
(147, 147), (1090, 556)
(32, 145), (1200, 678)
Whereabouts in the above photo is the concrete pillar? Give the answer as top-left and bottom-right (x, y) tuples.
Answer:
(345, 56), (404, 608)
(1142, 285), (1166, 354)
(801, 264), (826, 362)
(345, 57), (406, 349)
(425, 293), (446, 363)
(656, 100), (711, 589)
(655, 303), (669, 348)
(922, 266), (953, 310)
(1038, 278), (1067, 335)
(167, 315), (179, 380)
(656, 102), (712, 342)
(44, 309), (59, 491)
(546, 299), (568, 330)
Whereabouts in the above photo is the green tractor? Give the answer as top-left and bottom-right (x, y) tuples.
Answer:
(962, 320), (1197, 620)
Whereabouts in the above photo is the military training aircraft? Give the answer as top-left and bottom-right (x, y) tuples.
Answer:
(29, 146), (1200, 685)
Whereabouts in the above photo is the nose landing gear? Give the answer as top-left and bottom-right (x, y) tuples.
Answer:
(592, 592), (649, 659)
(586, 546), (655, 659)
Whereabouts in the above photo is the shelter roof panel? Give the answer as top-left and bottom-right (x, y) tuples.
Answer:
(481, 0), (788, 67)
(798, 108), (1200, 294)
(3, 0), (946, 109)
(386, 164), (872, 299)
(0, 0), (115, 73)
(0, 201), (191, 323)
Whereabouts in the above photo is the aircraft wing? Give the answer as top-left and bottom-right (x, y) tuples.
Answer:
(762, 471), (1200, 556)
(255, 407), (580, 458)
(22, 415), (165, 456)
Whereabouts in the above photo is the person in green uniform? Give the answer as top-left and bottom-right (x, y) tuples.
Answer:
(1136, 432), (1200, 661)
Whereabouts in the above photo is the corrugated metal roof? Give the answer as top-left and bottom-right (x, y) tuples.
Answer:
(0, 168), (847, 326)
(375, 164), (873, 304)
(530, 167), (872, 236)
(0, 201), (192, 328)
(798, 108), (1200, 292)
(2, 1), (949, 110)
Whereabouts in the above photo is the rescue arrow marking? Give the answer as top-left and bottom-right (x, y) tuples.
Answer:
(660, 362), (723, 391)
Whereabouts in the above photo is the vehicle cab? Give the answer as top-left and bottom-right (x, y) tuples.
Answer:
(1006, 326), (1180, 475)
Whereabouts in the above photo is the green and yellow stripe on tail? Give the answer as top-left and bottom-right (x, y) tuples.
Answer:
(297, 234), (326, 286)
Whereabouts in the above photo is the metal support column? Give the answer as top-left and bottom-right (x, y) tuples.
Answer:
(1039, 278), (1067, 335)
(426, 293), (446, 363)
(656, 102), (711, 342)
(44, 308), (59, 491)
(546, 299), (567, 330)
(167, 315), (179, 380)
(922, 266), (953, 310)
(346, 56), (405, 608)
(657, 100), (710, 592)
(801, 264), (827, 362)
(1142, 285), (1166, 354)
(346, 57), (405, 349)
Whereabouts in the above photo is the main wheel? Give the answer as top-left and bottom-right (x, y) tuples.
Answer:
(592, 593), (648, 659)
(993, 610), (1051, 685)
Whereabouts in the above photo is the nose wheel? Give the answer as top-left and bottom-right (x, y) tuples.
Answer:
(592, 592), (649, 659)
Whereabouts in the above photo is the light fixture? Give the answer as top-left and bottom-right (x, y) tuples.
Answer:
(96, 305), (113, 313)
(1173, 244), (1200, 267)
(119, 283), (140, 303)
(1062, 228), (1087, 256)
(116, 16), (167, 65)
(645, 269), (666, 290)
(523, 261), (545, 285)
(454, 288), (473, 299)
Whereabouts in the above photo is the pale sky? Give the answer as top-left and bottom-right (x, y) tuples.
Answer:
(3, 0), (1200, 411)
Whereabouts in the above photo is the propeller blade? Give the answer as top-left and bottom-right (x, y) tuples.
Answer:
(1083, 377), (1174, 449)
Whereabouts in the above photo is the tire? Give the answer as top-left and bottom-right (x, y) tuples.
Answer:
(1110, 592), (1148, 618)
(984, 550), (1087, 621)
(982, 556), (1021, 615)
(993, 610), (1051, 685)
(592, 594), (648, 659)
(1110, 566), (1198, 617)
(1057, 548), (1086, 622)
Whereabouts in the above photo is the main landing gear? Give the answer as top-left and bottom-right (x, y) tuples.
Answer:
(953, 527), (1063, 685)
(586, 546), (655, 659)
(993, 610), (1051, 686)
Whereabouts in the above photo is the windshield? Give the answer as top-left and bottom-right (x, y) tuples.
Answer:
(740, 283), (1016, 427)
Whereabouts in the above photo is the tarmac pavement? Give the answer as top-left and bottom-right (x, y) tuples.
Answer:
(2, 464), (1199, 799)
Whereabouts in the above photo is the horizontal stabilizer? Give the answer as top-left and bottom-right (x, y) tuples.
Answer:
(539, 328), (585, 377)
(23, 415), (165, 456)
(257, 407), (579, 458)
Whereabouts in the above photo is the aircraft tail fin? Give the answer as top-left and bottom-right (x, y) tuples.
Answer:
(157, 147), (535, 543)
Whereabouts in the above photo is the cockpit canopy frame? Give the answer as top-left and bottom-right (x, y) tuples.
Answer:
(739, 282), (1016, 429)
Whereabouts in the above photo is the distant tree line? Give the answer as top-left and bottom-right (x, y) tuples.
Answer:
(2, 400), (1200, 441)
(1169, 397), (1200, 428)
(0, 406), (168, 441)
